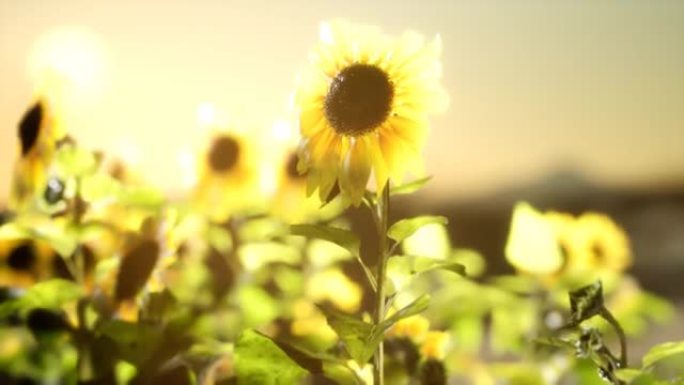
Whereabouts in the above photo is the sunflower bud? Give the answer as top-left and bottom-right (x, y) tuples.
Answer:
(18, 102), (43, 156)
(114, 239), (160, 301)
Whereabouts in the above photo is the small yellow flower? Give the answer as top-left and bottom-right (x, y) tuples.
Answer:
(387, 314), (430, 344)
(296, 20), (448, 204)
(568, 212), (631, 273)
(420, 331), (449, 360)
(505, 202), (632, 280)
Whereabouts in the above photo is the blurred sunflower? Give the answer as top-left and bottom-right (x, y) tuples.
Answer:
(561, 212), (632, 274)
(0, 239), (55, 288)
(296, 20), (448, 204)
(387, 314), (430, 344)
(0, 214), (98, 289)
(269, 150), (344, 222)
(506, 202), (632, 283)
(10, 100), (65, 210)
(269, 151), (313, 221)
(420, 331), (449, 361)
(192, 130), (261, 221)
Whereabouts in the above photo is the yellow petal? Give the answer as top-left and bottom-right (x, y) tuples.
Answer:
(299, 105), (326, 137)
(367, 135), (389, 194)
(339, 137), (372, 205)
(505, 202), (563, 275)
(388, 114), (429, 150)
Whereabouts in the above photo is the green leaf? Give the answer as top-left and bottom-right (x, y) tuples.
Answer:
(32, 225), (79, 257)
(451, 248), (486, 277)
(237, 285), (280, 327)
(401, 222), (451, 259)
(382, 294), (430, 330)
(615, 368), (646, 382)
(488, 275), (538, 295)
(569, 281), (604, 324)
(239, 242), (301, 271)
(118, 186), (165, 208)
(533, 337), (577, 351)
(80, 173), (122, 202)
(239, 217), (288, 243)
(99, 320), (162, 365)
(387, 254), (465, 291)
(55, 145), (98, 178)
(0, 219), (78, 257)
(451, 315), (484, 353)
(241, 333), (359, 385)
(290, 224), (360, 258)
(642, 341), (684, 369)
(0, 221), (31, 239)
(387, 216), (448, 244)
(266, 336), (324, 374)
(115, 361), (137, 385)
(140, 290), (177, 323)
(489, 362), (546, 385)
(321, 361), (361, 385)
(235, 329), (308, 385)
(321, 297), (429, 366)
(0, 279), (83, 318)
(390, 176), (432, 196)
(317, 305), (376, 364)
(306, 239), (354, 268)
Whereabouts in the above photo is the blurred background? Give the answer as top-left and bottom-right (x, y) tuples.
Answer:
(1, 0), (683, 350)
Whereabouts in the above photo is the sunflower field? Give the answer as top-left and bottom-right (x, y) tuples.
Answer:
(1, 20), (683, 385)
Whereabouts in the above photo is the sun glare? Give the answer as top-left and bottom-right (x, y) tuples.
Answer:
(28, 26), (108, 105)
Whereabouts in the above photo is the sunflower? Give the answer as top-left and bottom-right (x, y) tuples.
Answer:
(564, 212), (632, 274)
(0, 237), (58, 288)
(296, 20), (448, 204)
(506, 202), (632, 284)
(192, 129), (261, 221)
(10, 99), (65, 210)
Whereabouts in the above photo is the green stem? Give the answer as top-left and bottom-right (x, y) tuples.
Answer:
(600, 307), (627, 368)
(71, 178), (86, 285)
(372, 183), (390, 385)
(71, 178), (91, 381)
(75, 298), (93, 381)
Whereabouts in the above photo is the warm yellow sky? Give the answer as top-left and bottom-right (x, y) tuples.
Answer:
(1, 0), (683, 202)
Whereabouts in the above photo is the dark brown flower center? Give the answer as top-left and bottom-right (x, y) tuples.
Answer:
(19, 102), (43, 156)
(324, 64), (393, 136)
(7, 243), (37, 272)
(208, 136), (240, 172)
(591, 241), (605, 263)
